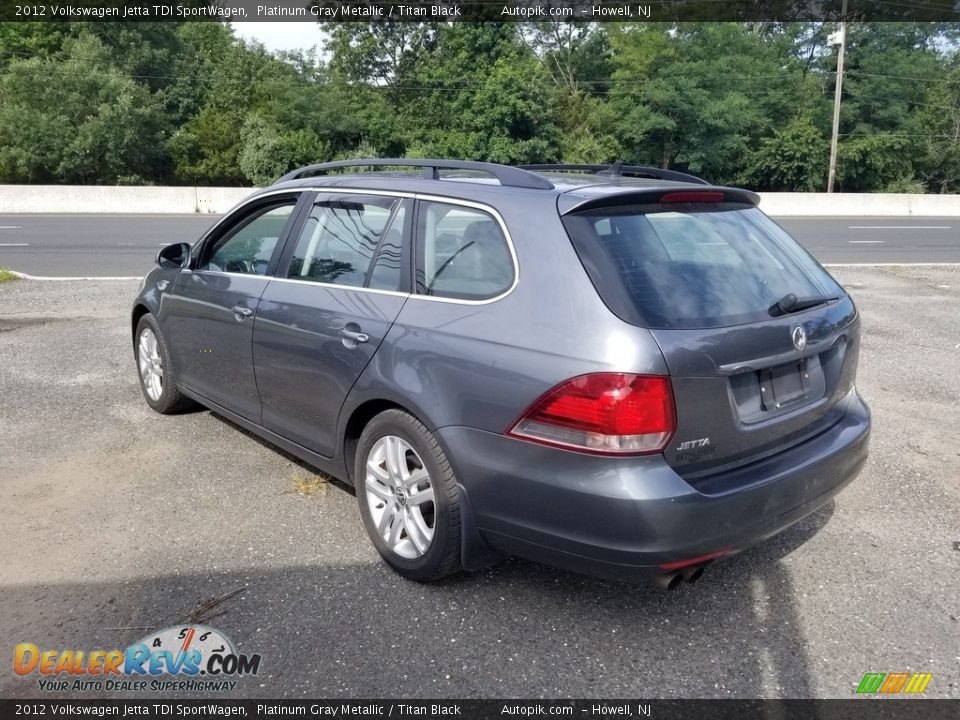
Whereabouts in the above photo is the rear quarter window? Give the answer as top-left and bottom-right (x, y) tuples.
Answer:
(562, 203), (843, 329)
(416, 201), (514, 301)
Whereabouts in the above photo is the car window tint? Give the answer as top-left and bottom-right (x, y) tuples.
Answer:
(287, 197), (396, 287)
(368, 204), (406, 291)
(563, 204), (843, 329)
(203, 202), (296, 275)
(418, 202), (513, 300)
(645, 213), (743, 265)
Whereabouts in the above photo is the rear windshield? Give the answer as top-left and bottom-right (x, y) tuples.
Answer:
(562, 203), (844, 329)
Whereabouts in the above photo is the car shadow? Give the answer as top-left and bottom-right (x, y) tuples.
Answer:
(208, 411), (356, 496)
(6, 406), (835, 699)
(0, 533), (828, 699)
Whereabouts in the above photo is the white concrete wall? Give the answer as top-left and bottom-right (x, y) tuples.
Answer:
(0, 185), (253, 214)
(194, 187), (256, 214)
(1, 185), (959, 216)
(758, 192), (960, 217)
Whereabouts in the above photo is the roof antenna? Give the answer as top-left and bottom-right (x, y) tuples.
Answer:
(597, 160), (623, 178)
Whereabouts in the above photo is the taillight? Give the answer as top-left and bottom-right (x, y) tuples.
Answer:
(506, 373), (676, 456)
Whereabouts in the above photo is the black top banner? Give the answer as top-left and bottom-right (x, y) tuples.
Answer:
(2, 700), (960, 719)
(1, 0), (958, 23)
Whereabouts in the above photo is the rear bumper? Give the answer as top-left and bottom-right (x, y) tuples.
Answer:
(439, 390), (870, 581)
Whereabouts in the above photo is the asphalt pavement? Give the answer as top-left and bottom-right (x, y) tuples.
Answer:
(0, 214), (957, 276)
(1, 266), (959, 699)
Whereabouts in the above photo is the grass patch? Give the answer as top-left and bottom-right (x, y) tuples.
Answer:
(0, 268), (18, 283)
(290, 471), (329, 497)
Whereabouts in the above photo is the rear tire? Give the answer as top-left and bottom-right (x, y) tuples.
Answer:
(135, 313), (194, 414)
(355, 409), (463, 582)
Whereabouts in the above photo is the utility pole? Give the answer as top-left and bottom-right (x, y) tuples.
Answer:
(827, 0), (848, 193)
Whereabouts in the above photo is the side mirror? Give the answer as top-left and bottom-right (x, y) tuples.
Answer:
(156, 242), (191, 269)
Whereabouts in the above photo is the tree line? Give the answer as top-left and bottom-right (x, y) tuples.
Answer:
(0, 21), (957, 192)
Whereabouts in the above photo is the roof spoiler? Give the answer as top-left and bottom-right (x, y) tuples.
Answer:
(558, 186), (761, 215)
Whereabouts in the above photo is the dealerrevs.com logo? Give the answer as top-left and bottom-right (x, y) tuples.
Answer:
(14, 625), (261, 692)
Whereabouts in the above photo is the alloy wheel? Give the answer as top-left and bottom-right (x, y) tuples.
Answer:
(138, 327), (164, 401)
(364, 435), (436, 559)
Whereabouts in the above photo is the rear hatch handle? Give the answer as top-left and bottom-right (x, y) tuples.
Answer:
(717, 335), (848, 376)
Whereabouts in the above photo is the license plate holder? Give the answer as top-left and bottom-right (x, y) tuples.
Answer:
(760, 360), (808, 410)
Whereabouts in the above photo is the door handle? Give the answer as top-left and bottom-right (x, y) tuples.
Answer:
(339, 327), (369, 344)
(232, 306), (253, 321)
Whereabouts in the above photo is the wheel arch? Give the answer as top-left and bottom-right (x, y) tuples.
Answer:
(340, 396), (502, 573)
(342, 398), (413, 485)
(131, 303), (151, 350)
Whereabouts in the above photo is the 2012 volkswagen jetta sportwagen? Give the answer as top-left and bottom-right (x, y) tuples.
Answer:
(131, 159), (870, 586)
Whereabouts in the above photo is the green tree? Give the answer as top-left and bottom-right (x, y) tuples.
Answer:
(0, 22), (69, 70)
(238, 114), (332, 186)
(0, 32), (168, 184)
(397, 24), (559, 163)
(0, 19), (957, 191)
(742, 118), (828, 191)
(836, 133), (912, 193)
(911, 63), (960, 192)
(169, 40), (288, 184)
(162, 22), (235, 125)
(609, 23), (816, 185)
(326, 22), (437, 92)
(827, 23), (952, 190)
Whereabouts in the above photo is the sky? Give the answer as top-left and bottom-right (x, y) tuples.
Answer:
(232, 22), (327, 53)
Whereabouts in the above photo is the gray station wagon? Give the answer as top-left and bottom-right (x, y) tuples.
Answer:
(132, 159), (870, 587)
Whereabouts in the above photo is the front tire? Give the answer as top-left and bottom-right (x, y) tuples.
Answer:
(135, 313), (194, 414)
(355, 410), (463, 582)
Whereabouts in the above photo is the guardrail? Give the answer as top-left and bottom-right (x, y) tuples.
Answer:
(1, 185), (959, 217)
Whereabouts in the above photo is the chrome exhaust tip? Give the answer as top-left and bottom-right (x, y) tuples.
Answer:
(654, 572), (684, 590)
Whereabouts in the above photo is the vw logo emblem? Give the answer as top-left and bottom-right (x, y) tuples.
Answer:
(792, 325), (807, 352)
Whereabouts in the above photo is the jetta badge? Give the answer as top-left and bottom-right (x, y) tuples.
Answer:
(792, 325), (807, 352)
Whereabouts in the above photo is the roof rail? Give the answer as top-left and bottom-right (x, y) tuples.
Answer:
(519, 163), (710, 186)
(275, 158), (555, 190)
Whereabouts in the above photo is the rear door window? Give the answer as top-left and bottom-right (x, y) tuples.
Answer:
(368, 204), (406, 292)
(286, 196), (402, 288)
(563, 203), (843, 329)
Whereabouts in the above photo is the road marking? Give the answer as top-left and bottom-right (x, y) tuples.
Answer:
(0, 225), (22, 229)
(848, 240), (885, 244)
(824, 262), (960, 267)
(0, 243), (29, 246)
(848, 225), (950, 229)
(10, 271), (142, 281)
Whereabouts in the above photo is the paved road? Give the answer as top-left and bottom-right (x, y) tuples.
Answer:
(0, 214), (957, 276)
(0, 214), (219, 277)
(1, 267), (958, 698)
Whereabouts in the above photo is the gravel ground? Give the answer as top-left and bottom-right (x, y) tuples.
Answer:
(0, 267), (958, 699)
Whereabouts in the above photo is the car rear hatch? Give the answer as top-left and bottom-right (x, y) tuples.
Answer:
(560, 187), (861, 485)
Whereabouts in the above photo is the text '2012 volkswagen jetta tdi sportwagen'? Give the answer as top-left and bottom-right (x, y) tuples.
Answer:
(132, 159), (870, 587)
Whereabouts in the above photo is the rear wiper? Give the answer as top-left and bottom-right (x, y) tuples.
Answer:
(769, 293), (839, 317)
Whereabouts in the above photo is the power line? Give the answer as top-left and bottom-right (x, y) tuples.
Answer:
(840, 132), (958, 137)
(844, 93), (960, 110)
(844, 69), (951, 84)
(0, 64), (836, 100)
